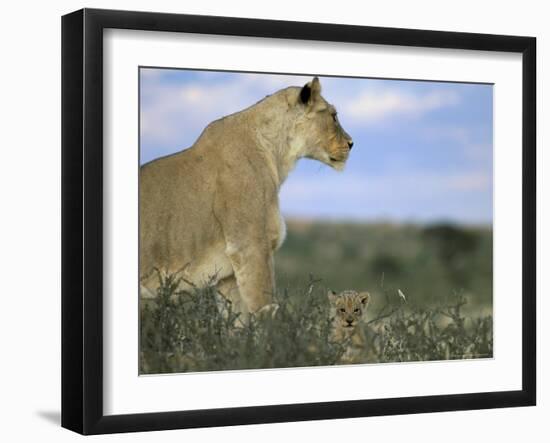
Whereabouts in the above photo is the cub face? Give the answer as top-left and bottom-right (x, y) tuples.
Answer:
(328, 290), (370, 331)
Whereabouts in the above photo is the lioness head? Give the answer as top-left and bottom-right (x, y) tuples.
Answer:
(328, 290), (370, 330)
(293, 77), (353, 171)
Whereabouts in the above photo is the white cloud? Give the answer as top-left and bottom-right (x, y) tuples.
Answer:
(420, 125), (470, 144)
(419, 126), (493, 168)
(140, 68), (163, 80)
(341, 89), (460, 124)
(444, 172), (491, 191)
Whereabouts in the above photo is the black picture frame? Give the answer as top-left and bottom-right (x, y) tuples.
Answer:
(61, 8), (536, 435)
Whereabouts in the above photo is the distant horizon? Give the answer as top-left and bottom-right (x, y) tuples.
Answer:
(282, 215), (492, 228)
(140, 69), (493, 225)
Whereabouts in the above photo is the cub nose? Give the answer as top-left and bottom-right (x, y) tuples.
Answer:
(346, 318), (354, 325)
(348, 140), (354, 150)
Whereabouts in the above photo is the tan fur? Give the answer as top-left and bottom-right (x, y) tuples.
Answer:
(140, 78), (353, 319)
(328, 290), (371, 364)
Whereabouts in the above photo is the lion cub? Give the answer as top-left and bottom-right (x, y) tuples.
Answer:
(328, 290), (371, 364)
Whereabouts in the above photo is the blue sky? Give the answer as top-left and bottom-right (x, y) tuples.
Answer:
(140, 68), (493, 225)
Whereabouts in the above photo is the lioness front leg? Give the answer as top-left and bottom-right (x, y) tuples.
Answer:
(225, 244), (275, 315)
(214, 165), (280, 318)
(215, 275), (245, 325)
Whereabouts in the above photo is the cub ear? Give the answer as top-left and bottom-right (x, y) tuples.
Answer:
(327, 289), (338, 302)
(359, 292), (371, 306)
(300, 77), (322, 105)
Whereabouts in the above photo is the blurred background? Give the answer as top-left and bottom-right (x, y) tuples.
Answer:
(140, 69), (493, 312)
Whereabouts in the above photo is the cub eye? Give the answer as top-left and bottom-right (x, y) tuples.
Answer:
(339, 308), (346, 313)
(332, 113), (337, 121)
(354, 308), (361, 314)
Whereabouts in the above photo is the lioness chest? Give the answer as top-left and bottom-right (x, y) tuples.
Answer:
(271, 211), (287, 251)
(183, 205), (285, 288)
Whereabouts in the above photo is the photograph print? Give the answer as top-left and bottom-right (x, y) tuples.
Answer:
(139, 68), (493, 374)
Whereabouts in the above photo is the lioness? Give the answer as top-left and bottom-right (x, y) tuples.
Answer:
(140, 77), (353, 319)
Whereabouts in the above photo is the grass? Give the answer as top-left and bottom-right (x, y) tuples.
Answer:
(140, 274), (493, 374)
(276, 220), (493, 310)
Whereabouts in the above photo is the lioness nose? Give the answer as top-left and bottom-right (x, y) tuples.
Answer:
(348, 140), (354, 150)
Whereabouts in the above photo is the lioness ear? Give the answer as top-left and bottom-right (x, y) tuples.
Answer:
(359, 292), (371, 306)
(300, 77), (321, 105)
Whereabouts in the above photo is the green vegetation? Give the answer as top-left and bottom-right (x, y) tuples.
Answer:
(276, 220), (493, 310)
(140, 221), (493, 374)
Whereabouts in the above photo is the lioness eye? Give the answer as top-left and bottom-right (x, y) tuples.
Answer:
(332, 113), (337, 121)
